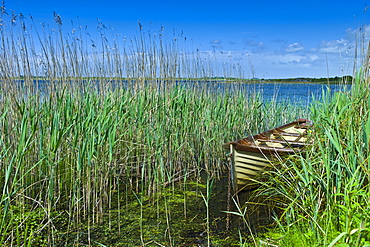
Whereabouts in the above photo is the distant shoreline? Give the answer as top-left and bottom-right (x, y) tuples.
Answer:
(1, 75), (353, 84)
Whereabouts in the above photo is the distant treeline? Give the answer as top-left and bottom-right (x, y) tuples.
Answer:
(203, 75), (354, 84)
(259, 75), (353, 84)
(10, 75), (354, 84)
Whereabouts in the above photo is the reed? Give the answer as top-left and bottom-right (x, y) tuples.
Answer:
(253, 65), (370, 246)
(0, 4), (308, 246)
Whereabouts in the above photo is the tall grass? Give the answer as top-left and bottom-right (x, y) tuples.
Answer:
(0, 5), (308, 246)
(253, 65), (370, 245)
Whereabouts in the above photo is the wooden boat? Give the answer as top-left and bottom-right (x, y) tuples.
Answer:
(223, 118), (312, 191)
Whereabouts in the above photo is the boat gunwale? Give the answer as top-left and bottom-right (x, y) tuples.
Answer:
(223, 118), (312, 155)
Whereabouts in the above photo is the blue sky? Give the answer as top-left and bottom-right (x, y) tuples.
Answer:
(5, 0), (370, 78)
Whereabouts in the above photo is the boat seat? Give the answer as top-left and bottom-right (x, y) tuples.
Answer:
(257, 138), (311, 146)
(272, 132), (302, 137)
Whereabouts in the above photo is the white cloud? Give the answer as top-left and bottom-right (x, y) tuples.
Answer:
(195, 25), (370, 78)
(243, 39), (267, 52)
(319, 38), (350, 53)
(317, 25), (370, 54)
(285, 43), (304, 52)
(210, 39), (222, 44)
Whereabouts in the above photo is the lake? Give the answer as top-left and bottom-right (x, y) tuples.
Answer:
(185, 80), (350, 106)
(11, 79), (350, 106)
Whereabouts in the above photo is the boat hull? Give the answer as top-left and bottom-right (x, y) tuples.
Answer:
(224, 119), (312, 191)
(229, 145), (274, 189)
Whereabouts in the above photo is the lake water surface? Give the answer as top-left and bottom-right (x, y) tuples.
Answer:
(212, 82), (350, 106)
(13, 79), (350, 106)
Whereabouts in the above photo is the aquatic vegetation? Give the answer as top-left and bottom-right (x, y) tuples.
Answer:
(0, 5), (307, 246)
(254, 71), (370, 246)
(3, 2), (368, 246)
